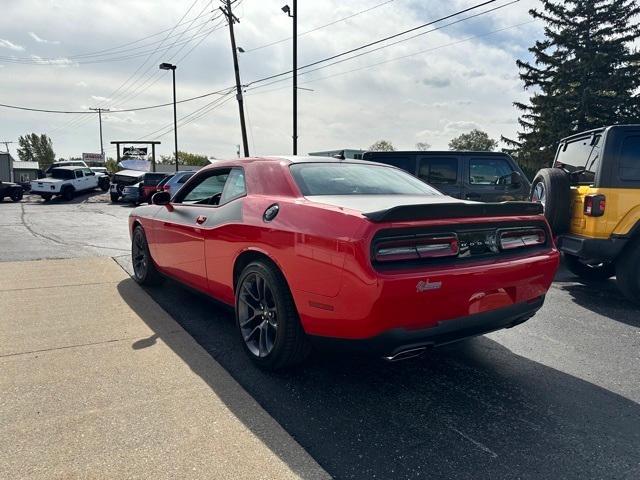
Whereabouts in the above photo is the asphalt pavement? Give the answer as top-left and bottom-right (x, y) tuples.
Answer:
(1, 191), (639, 479)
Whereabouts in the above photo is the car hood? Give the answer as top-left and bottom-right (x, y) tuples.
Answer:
(304, 194), (469, 213)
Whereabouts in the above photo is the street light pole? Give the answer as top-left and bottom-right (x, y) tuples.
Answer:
(282, 2), (297, 155)
(159, 63), (179, 172)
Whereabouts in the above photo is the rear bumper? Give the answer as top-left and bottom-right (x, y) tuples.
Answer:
(309, 296), (544, 357)
(557, 234), (627, 261)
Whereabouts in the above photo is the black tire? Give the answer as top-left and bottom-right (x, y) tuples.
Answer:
(42, 193), (52, 202)
(61, 186), (74, 201)
(530, 168), (571, 234)
(564, 254), (616, 281)
(235, 260), (311, 370)
(10, 189), (23, 202)
(616, 239), (640, 305)
(131, 226), (164, 286)
(99, 177), (110, 192)
(110, 193), (119, 203)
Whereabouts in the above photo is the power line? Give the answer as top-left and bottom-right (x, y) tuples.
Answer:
(247, 0), (506, 87)
(243, 0), (395, 53)
(0, 0), (515, 118)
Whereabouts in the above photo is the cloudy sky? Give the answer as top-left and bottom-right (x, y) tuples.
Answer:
(0, 0), (543, 160)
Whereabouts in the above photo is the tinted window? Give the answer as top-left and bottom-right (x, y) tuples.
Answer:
(619, 136), (640, 181)
(220, 169), (246, 203)
(418, 157), (458, 185)
(156, 176), (172, 187)
(180, 171), (229, 204)
(469, 158), (514, 185)
(177, 173), (194, 184)
(368, 155), (415, 174)
(75, 170), (84, 178)
(555, 135), (601, 184)
(51, 168), (74, 180)
(143, 173), (167, 186)
(290, 163), (440, 196)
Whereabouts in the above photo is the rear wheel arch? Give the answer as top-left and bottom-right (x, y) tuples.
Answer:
(233, 250), (287, 294)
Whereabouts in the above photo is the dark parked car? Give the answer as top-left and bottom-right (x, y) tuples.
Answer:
(110, 169), (146, 202)
(362, 151), (531, 202)
(0, 181), (24, 202)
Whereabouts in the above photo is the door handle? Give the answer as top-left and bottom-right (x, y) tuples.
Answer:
(196, 215), (207, 225)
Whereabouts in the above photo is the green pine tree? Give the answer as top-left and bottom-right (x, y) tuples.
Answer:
(504, 0), (640, 174)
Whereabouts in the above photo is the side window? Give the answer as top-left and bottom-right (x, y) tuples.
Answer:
(469, 158), (514, 185)
(418, 157), (458, 185)
(375, 156), (415, 174)
(220, 168), (246, 204)
(619, 136), (640, 181)
(83, 168), (94, 176)
(75, 170), (84, 178)
(555, 135), (601, 184)
(178, 170), (230, 204)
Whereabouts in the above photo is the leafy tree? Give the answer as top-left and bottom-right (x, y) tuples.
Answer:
(160, 150), (210, 166)
(105, 157), (118, 173)
(17, 133), (55, 170)
(448, 129), (497, 151)
(503, 0), (640, 172)
(368, 140), (395, 151)
(416, 141), (431, 151)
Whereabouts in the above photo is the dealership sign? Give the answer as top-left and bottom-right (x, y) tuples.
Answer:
(82, 152), (105, 163)
(123, 147), (148, 157)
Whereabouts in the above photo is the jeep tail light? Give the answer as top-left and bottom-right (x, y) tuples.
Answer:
(498, 228), (546, 251)
(584, 194), (605, 217)
(375, 234), (459, 262)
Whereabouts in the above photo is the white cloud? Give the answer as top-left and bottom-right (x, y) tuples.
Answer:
(0, 39), (24, 51)
(28, 32), (60, 45)
(0, 0), (542, 157)
(29, 54), (75, 66)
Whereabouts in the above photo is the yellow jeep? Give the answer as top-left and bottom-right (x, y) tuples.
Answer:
(531, 125), (640, 304)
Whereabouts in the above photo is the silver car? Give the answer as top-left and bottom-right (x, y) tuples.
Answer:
(159, 171), (195, 198)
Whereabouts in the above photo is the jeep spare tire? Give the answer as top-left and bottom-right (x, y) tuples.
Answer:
(530, 168), (571, 234)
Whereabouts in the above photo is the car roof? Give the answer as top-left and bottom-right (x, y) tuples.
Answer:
(198, 156), (382, 171)
(50, 165), (84, 171)
(363, 150), (511, 156)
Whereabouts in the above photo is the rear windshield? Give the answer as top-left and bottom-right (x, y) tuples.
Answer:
(143, 173), (167, 186)
(177, 173), (194, 183)
(50, 169), (75, 180)
(290, 163), (441, 196)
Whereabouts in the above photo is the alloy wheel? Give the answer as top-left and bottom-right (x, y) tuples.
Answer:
(132, 232), (148, 280)
(238, 272), (278, 357)
(532, 182), (546, 208)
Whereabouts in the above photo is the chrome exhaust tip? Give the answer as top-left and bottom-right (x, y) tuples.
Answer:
(383, 346), (427, 362)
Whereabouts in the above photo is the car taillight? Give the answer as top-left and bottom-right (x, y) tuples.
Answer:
(584, 194), (605, 217)
(498, 228), (546, 251)
(375, 234), (459, 262)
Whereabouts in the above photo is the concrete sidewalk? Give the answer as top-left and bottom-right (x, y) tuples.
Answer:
(0, 257), (329, 480)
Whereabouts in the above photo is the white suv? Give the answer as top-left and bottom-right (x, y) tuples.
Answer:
(31, 166), (100, 201)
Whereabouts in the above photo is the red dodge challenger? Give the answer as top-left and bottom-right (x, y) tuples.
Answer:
(129, 156), (559, 370)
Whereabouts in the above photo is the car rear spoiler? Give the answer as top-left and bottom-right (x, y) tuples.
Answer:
(363, 201), (544, 223)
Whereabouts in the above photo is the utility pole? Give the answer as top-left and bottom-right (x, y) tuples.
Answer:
(89, 107), (109, 160)
(220, 0), (249, 157)
(0, 141), (13, 153)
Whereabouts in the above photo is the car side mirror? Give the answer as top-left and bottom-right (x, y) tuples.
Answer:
(152, 191), (171, 206)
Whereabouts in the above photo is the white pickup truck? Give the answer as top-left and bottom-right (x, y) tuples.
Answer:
(30, 166), (101, 201)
